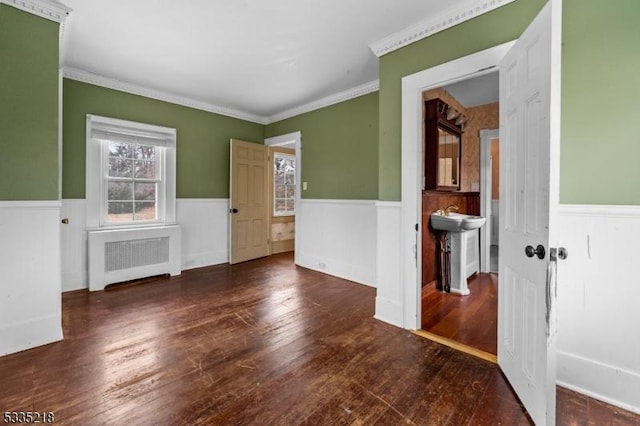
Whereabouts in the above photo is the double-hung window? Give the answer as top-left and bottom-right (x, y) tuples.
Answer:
(86, 115), (176, 228)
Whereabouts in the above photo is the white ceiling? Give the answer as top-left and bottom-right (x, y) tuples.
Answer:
(442, 71), (499, 108)
(60, 0), (473, 122)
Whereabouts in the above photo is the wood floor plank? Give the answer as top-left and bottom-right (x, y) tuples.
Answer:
(0, 253), (637, 425)
(422, 272), (498, 355)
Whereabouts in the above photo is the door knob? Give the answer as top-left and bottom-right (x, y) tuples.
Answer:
(550, 247), (568, 261)
(525, 244), (545, 259)
(230, 208), (238, 214)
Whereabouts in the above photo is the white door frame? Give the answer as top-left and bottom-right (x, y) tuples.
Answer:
(264, 131), (302, 265)
(480, 128), (500, 273)
(400, 41), (515, 330)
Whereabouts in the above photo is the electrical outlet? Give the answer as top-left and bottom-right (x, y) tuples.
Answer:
(303, 182), (308, 191)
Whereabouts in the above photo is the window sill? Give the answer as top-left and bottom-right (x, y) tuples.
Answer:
(87, 222), (179, 232)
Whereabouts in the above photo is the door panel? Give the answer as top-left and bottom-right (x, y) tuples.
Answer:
(230, 139), (269, 264)
(498, 1), (561, 425)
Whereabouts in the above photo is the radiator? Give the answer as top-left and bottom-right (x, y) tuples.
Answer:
(88, 225), (181, 291)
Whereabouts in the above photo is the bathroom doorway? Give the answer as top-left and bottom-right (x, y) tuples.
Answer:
(419, 72), (500, 360)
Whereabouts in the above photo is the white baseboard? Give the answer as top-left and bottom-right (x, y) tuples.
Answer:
(0, 314), (63, 356)
(62, 270), (88, 292)
(296, 252), (375, 287)
(374, 296), (403, 328)
(557, 350), (640, 414)
(182, 250), (228, 270)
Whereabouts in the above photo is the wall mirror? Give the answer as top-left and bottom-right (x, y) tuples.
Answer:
(424, 98), (463, 191)
(437, 127), (460, 187)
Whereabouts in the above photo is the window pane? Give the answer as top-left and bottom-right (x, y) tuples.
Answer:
(108, 158), (133, 178)
(135, 182), (156, 201)
(273, 152), (295, 216)
(108, 181), (133, 201)
(134, 202), (157, 221)
(135, 144), (156, 161)
(108, 202), (133, 222)
(285, 173), (295, 185)
(108, 141), (133, 158)
(275, 199), (286, 213)
(134, 160), (157, 179)
(286, 185), (295, 198)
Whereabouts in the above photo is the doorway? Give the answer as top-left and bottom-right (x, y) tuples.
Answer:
(419, 72), (500, 359)
(265, 132), (302, 264)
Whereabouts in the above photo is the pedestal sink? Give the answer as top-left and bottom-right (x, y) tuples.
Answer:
(431, 212), (486, 295)
(431, 212), (486, 232)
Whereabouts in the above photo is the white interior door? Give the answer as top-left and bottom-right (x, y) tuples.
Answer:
(498, 1), (561, 425)
(229, 139), (270, 264)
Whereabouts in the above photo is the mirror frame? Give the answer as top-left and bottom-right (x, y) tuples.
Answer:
(424, 98), (463, 191)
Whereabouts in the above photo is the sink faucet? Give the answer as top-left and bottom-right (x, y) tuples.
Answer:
(444, 204), (459, 216)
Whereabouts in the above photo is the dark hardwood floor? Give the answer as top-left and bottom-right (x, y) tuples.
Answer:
(1, 253), (637, 425)
(421, 273), (498, 355)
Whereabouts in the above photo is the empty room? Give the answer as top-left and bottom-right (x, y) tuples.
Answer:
(1, 0), (639, 424)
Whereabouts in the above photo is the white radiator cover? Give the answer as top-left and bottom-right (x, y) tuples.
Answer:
(88, 225), (181, 291)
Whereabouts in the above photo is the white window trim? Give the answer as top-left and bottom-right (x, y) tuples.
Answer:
(86, 114), (177, 229)
(272, 151), (296, 217)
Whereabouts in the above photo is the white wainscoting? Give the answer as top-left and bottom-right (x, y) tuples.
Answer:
(374, 201), (403, 327)
(0, 201), (63, 356)
(61, 198), (230, 291)
(296, 199), (377, 287)
(557, 204), (640, 414)
(176, 199), (229, 269)
(61, 199), (87, 291)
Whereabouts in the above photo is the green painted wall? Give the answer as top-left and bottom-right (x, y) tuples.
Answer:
(379, 0), (640, 205)
(63, 79), (264, 198)
(0, 5), (59, 200)
(265, 92), (379, 200)
(560, 0), (640, 204)
(378, 0), (546, 201)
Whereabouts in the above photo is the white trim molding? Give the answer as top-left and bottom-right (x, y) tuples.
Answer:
(375, 201), (403, 327)
(63, 67), (267, 125)
(397, 41), (515, 330)
(0, 0), (71, 23)
(0, 200), (61, 208)
(63, 67), (378, 125)
(266, 80), (379, 124)
(559, 203), (640, 218)
(369, 0), (517, 57)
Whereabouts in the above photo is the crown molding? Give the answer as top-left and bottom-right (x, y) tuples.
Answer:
(63, 67), (268, 125)
(265, 80), (379, 124)
(1, 0), (72, 23)
(63, 66), (379, 126)
(369, 0), (516, 57)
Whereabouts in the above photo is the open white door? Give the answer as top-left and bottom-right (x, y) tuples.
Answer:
(498, 1), (561, 425)
(229, 139), (270, 264)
